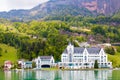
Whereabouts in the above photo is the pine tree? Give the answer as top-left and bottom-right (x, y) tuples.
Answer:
(94, 60), (99, 69)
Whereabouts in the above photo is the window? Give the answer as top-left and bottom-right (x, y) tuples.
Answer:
(69, 48), (72, 52)
(69, 54), (72, 62)
(76, 63), (78, 66)
(38, 60), (40, 63)
(85, 56), (87, 60)
(51, 60), (54, 63)
(101, 60), (103, 62)
(101, 56), (103, 59)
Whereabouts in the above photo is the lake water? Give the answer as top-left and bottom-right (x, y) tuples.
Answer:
(0, 69), (120, 80)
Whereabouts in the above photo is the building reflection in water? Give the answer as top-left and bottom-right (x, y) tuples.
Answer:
(60, 70), (112, 80)
(21, 70), (36, 80)
(36, 70), (55, 80)
(35, 70), (112, 80)
(4, 69), (112, 80)
(4, 71), (11, 80)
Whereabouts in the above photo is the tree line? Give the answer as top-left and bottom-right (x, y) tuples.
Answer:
(0, 14), (120, 61)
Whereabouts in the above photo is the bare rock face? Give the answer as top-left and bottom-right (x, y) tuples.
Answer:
(30, 0), (120, 16)
(82, 0), (97, 11)
(96, 0), (120, 15)
(81, 0), (120, 15)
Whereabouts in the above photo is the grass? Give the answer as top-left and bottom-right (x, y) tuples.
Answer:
(41, 67), (59, 71)
(108, 52), (120, 68)
(0, 43), (18, 66)
(70, 27), (91, 32)
(112, 70), (120, 80)
(107, 46), (120, 68)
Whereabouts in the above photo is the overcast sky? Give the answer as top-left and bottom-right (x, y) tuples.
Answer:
(0, 0), (49, 12)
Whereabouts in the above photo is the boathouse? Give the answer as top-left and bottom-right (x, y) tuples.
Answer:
(35, 56), (55, 68)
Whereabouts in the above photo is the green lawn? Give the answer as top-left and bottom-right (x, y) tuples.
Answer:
(0, 43), (18, 66)
(108, 52), (120, 68)
(41, 67), (59, 71)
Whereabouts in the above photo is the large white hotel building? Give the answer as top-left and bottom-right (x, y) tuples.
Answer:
(58, 43), (112, 69)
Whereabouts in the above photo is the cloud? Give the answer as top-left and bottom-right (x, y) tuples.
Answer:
(0, 0), (49, 11)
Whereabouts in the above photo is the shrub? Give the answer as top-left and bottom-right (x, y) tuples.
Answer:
(94, 60), (99, 69)
(105, 47), (115, 55)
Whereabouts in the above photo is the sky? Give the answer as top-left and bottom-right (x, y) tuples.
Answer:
(0, 0), (49, 12)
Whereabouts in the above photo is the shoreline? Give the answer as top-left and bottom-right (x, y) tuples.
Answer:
(9, 67), (120, 71)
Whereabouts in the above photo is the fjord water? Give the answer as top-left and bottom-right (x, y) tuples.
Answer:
(0, 70), (120, 80)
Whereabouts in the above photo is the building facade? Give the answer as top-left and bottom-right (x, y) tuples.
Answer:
(35, 56), (55, 69)
(18, 59), (25, 69)
(23, 61), (32, 69)
(58, 43), (112, 69)
(4, 61), (13, 70)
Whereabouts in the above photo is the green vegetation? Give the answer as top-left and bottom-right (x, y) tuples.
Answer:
(0, 43), (18, 66)
(94, 60), (99, 69)
(112, 70), (120, 80)
(0, 14), (120, 67)
(107, 46), (120, 68)
(105, 47), (115, 55)
(41, 68), (58, 71)
(108, 52), (120, 68)
(116, 46), (120, 52)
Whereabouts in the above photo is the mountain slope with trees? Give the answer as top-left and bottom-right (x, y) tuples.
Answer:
(0, 14), (120, 68)
(0, 0), (120, 21)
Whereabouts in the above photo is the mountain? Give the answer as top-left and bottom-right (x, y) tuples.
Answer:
(0, 0), (120, 21)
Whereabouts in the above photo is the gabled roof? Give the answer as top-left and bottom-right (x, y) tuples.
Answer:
(63, 47), (85, 54)
(40, 56), (52, 60)
(63, 47), (101, 54)
(86, 48), (101, 54)
(74, 47), (84, 54)
(4, 61), (12, 64)
(63, 49), (68, 53)
(25, 61), (32, 64)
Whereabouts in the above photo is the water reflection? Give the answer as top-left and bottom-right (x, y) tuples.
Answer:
(3, 69), (119, 80)
(4, 71), (11, 80)
(36, 70), (55, 80)
(60, 70), (112, 80)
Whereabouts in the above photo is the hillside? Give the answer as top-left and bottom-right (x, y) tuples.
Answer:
(0, 15), (120, 67)
(0, 43), (18, 66)
(0, 0), (120, 21)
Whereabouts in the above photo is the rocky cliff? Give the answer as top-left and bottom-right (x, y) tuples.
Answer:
(0, 0), (120, 20)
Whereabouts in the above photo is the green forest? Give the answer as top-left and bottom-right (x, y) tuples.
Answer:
(0, 14), (120, 67)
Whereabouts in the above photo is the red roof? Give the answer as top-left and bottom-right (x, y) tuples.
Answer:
(5, 61), (12, 64)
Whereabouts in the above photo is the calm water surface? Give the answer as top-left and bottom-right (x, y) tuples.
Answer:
(0, 69), (120, 80)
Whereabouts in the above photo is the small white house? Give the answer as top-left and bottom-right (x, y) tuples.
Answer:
(18, 60), (25, 68)
(35, 56), (55, 69)
(58, 43), (112, 69)
(4, 61), (13, 70)
(18, 60), (32, 69)
(23, 61), (32, 69)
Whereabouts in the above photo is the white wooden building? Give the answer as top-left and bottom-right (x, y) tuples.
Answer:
(35, 56), (55, 69)
(58, 43), (112, 69)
